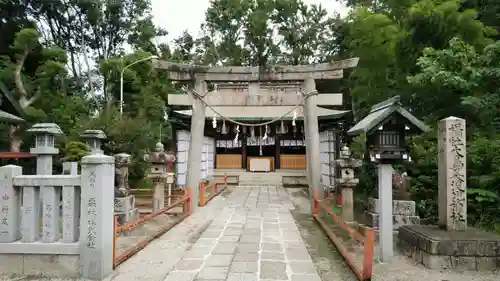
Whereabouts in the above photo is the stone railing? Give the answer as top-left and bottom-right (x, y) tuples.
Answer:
(0, 124), (115, 280)
(0, 155), (114, 279)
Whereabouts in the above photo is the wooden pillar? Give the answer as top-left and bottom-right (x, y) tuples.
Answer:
(275, 135), (280, 169)
(242, 136), (247, 169)
(185, 80), (207, 211)
(303, 78), (322, 213)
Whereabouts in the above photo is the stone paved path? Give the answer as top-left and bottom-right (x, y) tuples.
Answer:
(163, 185), (321, 281)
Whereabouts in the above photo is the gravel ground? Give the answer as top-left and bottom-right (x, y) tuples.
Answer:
(287, 187), (500, 281)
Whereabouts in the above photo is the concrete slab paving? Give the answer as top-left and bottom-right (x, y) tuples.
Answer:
(162, 185), (322, 281)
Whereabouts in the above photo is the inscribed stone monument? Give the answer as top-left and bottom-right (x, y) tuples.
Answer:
(438, 116), (467, 231)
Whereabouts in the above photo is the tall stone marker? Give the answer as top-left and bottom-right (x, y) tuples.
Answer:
(438, 116), (467, 231)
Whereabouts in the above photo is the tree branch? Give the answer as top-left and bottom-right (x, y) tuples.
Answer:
(15, 48), (30, 108)
(26, 89), (42, 107)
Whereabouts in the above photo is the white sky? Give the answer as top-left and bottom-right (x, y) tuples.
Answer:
(151, 0), (349, 44)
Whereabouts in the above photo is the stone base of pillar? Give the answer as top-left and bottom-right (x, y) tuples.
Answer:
(398, 225), (500, 271)
(114, 195), (140, 236)
(365, 197), (420, 230)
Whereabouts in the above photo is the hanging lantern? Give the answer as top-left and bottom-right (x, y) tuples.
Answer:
(262, 125), (268, 140)
(221, 120), (228, 134)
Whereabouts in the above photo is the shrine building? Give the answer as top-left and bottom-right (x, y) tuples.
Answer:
(168, 82), (346, 188)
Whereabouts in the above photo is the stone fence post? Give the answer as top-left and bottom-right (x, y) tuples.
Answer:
(27, 123), (63, 243)
(0, 165), (22, 242)
(79, 154), (114, 279)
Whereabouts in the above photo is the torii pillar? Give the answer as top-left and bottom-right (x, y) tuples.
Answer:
(185, 80), (207, 211)
(303, 78), (321, 211)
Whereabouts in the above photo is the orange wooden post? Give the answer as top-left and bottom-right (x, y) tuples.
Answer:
(112, 216), (118, 269)
(313, 189), (319, 215)
(184, 188), (192, 214)
(362, 228), (375, 280)
(199, 182), (205, 206)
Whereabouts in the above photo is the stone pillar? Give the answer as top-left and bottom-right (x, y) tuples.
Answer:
(303, 78), (322, 212)
(80, 154), (114, 280)
(0, 165), (22, 242)
(185, 80), (207, 211)
(81, 129), (107, 155)
(438, 116), (467, 231)
(334, 146), (361, 223)
(166, 173), (174, 206)
(378, 164), (394, 262)
(61, 161), (80, 243)
(113, 153), (138, 225)
(27, 123), (63, 243)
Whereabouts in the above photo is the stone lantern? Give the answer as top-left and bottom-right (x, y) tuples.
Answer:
(114, 153), (131, 197)
(347, 95), (429, 262)
(80, 129), (107, 155)
(113, 152), (138, 226)
(334, 145), (362, 223)
(144, 142), (172, 210)
(27, 123), (63, 175)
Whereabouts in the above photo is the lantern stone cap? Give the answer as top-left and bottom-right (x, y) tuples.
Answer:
(441, 116), (463, 121)
(114, 152), (131, 158)
(347, 95), (429, 136)
(80, 129), (107, 140)
(27, 123), (63, 135)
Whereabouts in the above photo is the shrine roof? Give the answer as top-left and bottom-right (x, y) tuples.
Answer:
(174, 106), (349, 120)
(0, 81), (25, 124)
(347, 95), (429, 135)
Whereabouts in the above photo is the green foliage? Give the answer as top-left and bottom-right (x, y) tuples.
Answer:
(60, 141), (90, 162)
(403, 37), (500, 230)
(2, 0), (500, 233)
(78, 107), (162, 185)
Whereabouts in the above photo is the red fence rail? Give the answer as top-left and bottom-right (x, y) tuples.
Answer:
(113, 188), (192, 268)
(313, 189), (375, 281)
(199, 173), (228, 206)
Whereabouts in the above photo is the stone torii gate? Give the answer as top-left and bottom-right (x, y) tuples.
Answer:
(154, 59), (359, 211)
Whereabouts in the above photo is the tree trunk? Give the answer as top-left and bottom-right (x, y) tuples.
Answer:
(9, 125), (22, 152)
